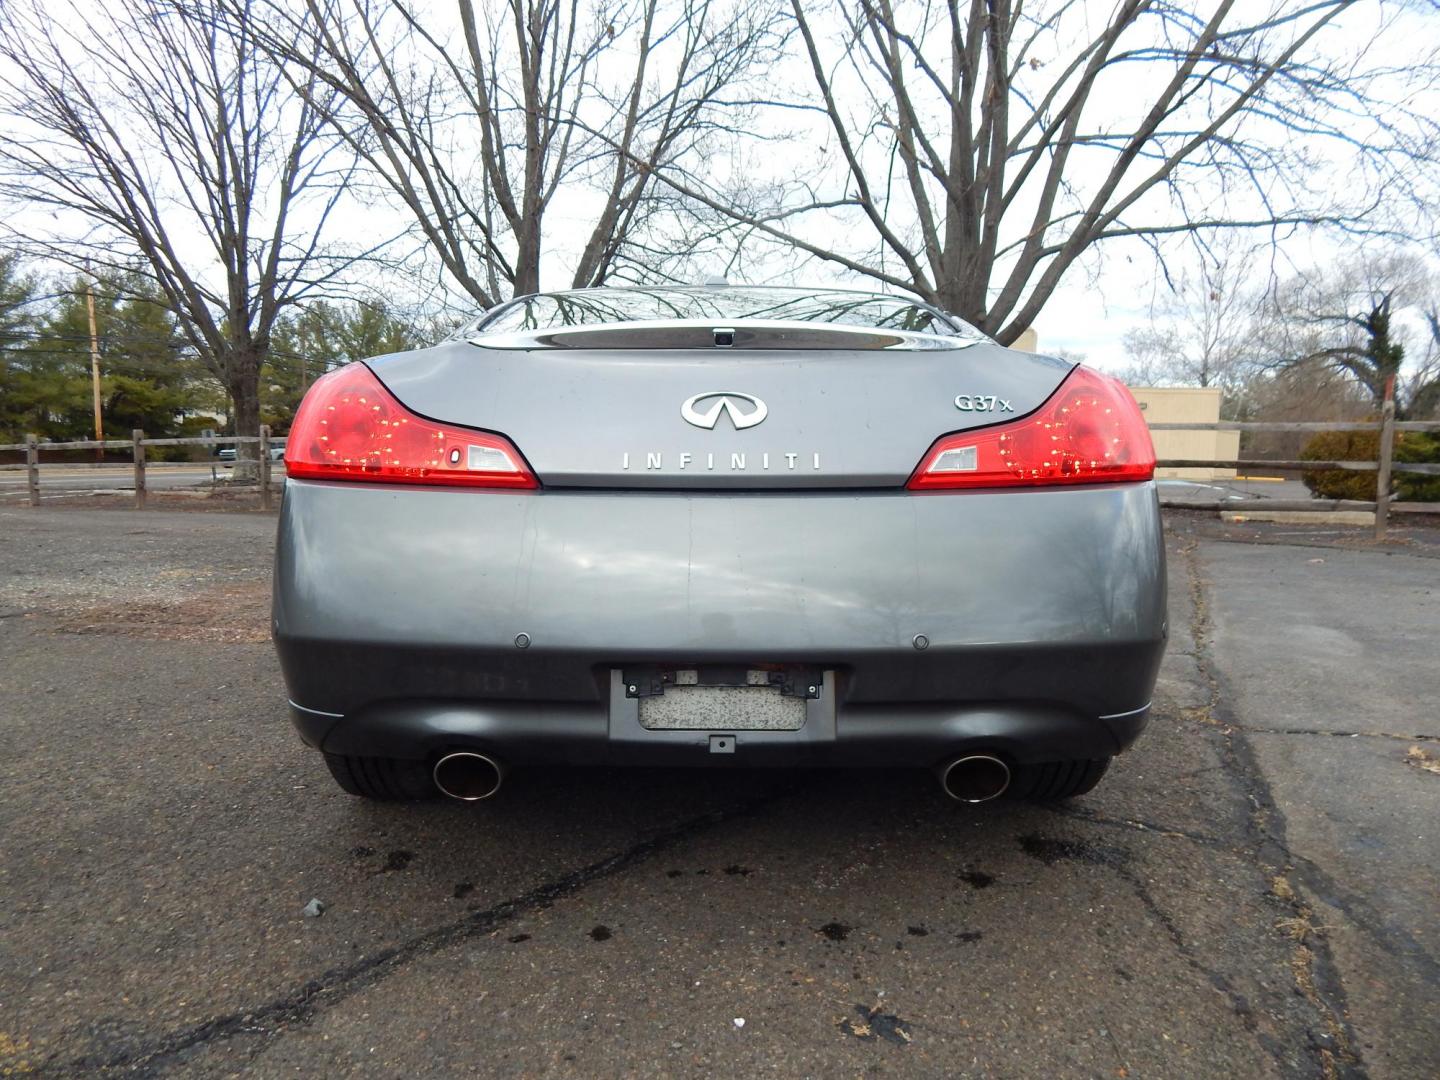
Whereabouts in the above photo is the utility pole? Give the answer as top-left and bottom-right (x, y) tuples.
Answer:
(85, 269), (104, 463)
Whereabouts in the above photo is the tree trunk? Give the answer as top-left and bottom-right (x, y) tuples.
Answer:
(227, 348), (262, 483)
(513, 213), (542, 297)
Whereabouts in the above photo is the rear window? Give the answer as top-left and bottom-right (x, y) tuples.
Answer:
(473, 287), (982, 338)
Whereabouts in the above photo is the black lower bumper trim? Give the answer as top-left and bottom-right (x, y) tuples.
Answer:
(290, 695), (1149, 768)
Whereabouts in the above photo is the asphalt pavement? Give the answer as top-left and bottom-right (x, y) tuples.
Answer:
(0, 503), (1435, 1078)
(1155, 476), (1313, 503)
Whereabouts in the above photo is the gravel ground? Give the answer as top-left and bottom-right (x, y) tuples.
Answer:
(0, 502), (1436, 1078)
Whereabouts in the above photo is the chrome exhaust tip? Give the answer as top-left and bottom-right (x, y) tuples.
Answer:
(939, 754), (1011, 803)
(433, 751), (504, 801)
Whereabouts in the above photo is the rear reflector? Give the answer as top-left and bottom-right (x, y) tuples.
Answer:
(908, 365), (1154, 490)
(284, 363), (537, 489)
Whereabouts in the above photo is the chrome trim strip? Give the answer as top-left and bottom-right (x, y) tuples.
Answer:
(289, 699), (345, 719)
(1098, 702), (1151, 721)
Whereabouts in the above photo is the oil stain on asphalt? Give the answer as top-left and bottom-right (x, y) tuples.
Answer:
(361, 849), (415, 876)
(1018, 833), (1122, 866)
(839, 1003), (912, 1045)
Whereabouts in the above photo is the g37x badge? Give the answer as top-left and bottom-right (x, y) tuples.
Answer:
(954, 394), (1014, 413)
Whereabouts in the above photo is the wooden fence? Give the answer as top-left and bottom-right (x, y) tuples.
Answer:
(5, 414), (1440, 539)
(0, 426), (283, 511)
(1150, 402), (1440, 537)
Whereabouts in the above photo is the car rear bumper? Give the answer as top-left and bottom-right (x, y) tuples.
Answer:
(274, 480), (1166, 767)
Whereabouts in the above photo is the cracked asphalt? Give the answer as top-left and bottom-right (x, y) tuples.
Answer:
(0, 503), (1436, 1078)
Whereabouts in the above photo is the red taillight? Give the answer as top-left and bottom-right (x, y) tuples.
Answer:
(907, 365), (1154, 490)
(284, 363), (537, 489)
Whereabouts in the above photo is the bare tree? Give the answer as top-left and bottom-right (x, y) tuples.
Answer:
(247, 0), (788, 309)
(654, 0), (1440, 343)
(1238, 356), (1374, 459)
(1412, 308), (1440, 418)
(0, 0), (367, 474)
(1119, 242), (1259, 391)
(1255, 252), (1434, 413)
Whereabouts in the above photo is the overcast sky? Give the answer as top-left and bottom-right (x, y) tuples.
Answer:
(4, 0), (1437, 374)
(464, 0), (1440, 369)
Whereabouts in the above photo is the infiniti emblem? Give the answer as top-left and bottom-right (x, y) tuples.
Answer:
(680, 391), (768, 430)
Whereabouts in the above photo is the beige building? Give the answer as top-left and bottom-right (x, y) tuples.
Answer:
(1126, 386), (1239, 480)
(1010, 327), (1039, 353)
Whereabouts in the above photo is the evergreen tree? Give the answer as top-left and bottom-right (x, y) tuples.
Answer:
(1, 268), (220, 443)
(264, 301), (423, 431)
(0, 252), (47, 441)
(98, 281), (210, 437)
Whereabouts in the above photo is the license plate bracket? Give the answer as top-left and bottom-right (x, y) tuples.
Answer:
(606, 669), (837, 750)
(638, 680), (807, 731)
(623, 664), (822, 700)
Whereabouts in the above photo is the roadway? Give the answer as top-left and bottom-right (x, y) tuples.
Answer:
(0, 505), (1434, 1077)
(0, 462), (284, 502)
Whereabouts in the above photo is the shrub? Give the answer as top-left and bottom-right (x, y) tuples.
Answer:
(1398, 433), (1440, 502)
(1300, 429), (1440, 502)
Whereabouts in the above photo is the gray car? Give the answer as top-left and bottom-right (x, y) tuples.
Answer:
(275, 286), (1165, 804)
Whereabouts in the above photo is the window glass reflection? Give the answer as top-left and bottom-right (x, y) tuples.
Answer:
(473, 288), (986, 339)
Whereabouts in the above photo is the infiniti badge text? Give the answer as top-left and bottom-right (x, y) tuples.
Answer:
(622, 451), (821, 471)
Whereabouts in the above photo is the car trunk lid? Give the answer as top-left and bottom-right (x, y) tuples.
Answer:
(368, 330), (1074, 489)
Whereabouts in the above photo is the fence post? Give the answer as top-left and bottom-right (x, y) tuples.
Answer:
(258, 424), (273, 510)
(132, 429), (146, 509)
(25, 433), (40, 507)
(1374, 378), (1396, 540)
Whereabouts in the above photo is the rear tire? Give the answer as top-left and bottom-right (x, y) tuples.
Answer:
(322, 753), (435, 801)
(1011, 757), (1111, 801)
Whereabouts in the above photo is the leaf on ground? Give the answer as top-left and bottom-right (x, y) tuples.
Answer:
(1405, 745), (1440, 776)
(1276, 916), (1321, 942)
